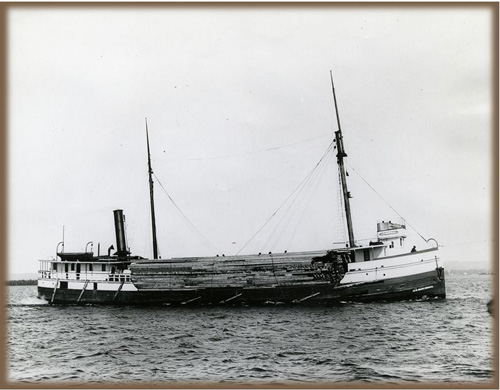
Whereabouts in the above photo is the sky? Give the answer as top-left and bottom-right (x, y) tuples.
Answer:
(7, 4), (496, 277)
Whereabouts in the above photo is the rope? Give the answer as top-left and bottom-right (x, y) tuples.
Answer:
(235, 141), (335, 255)
(268, 141), (335, 250)
(346, 162), (429, 243)
(153, 173), (221, 255)
(154, 133), (331, 161)
(264, 156), (328, 250)
(282, 147), (335, 251)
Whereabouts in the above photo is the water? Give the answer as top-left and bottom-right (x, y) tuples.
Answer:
(7, 273), (495, 385)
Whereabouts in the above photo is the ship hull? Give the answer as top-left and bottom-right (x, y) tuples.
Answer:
(37, 268), (445, 306)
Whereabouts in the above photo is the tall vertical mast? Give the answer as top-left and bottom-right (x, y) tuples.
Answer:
(146, 118), (159, 259)
(330, 71), (355, 248)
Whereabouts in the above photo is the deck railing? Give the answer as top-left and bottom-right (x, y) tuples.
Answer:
(38, 260), (131, 282)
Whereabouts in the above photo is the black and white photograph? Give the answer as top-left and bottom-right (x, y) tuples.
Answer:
(6, 3), (496, 386)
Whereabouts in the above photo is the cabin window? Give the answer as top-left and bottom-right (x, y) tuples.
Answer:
(363, 249), (370, 261)
(60, 281), (68, 290)
(400, 238), (404, 246)
(102, 264), (106, 272)
(70, 263), (75, 271)
(64, 264), (69, 273)
(89, 264), (93, 272)
(111, 266), (116, 274)
(52, 263), (57, 271)
(389, 241), (394, 249)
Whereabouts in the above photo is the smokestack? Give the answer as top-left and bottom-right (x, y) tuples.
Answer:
(113, 210), (130, 257)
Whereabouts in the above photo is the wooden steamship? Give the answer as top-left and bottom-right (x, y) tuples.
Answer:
(37, 76), (446, 305)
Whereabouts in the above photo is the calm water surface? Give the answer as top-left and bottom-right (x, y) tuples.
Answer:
(7, 273), (495, 385)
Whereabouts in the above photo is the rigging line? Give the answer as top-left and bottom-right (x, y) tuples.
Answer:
(235, 140), (335, 255)
(264, 144), (334, 250)
(346, 162), (428, 243)
(269, 141), (336, 250)
(155, 179), (220, 254)
(245, 141), (335, 253)
(154, 133), (331, 161)
(264, 165), (318, 250)
(284, 151), (336, 251)
(160, 204), (214, 254)
(153, 173), (221, 255)
(269, 145), (335, 251)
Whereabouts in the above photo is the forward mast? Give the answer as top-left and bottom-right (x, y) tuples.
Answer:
(330, 71), (355, 248)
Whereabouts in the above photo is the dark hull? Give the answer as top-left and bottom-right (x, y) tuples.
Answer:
(38, 268), (445, 306)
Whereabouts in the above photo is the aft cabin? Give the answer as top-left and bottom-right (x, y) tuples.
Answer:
(38, 210), (140, 284)
(39, 253), (132, 283)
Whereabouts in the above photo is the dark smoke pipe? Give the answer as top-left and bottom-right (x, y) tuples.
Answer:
(113, 210), (130, 257)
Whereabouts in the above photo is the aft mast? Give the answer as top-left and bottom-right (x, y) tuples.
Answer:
(146, 119), (159, 259)
(330, 71), (355, 248)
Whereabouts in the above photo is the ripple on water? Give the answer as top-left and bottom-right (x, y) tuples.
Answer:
(7, 276), (495, 384)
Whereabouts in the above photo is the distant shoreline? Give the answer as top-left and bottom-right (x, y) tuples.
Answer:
(6, 280), (37, 286)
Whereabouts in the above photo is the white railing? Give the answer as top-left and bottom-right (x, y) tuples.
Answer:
(38, 260), (131, 282)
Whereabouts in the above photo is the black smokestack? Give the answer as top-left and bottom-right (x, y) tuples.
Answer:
(113, 210), (130, 257)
